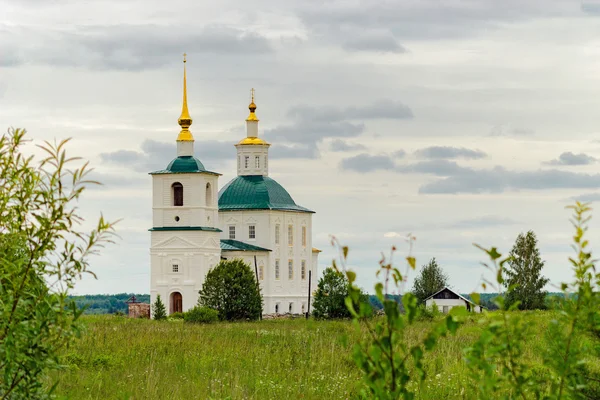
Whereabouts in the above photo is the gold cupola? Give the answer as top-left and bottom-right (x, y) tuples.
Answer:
(239, 88), (268, 145)
(177, 53), (193, 142)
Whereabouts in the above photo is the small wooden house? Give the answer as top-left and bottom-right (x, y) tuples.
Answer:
(424, 287), (483, 313)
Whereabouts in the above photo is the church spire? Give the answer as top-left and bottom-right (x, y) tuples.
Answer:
(177, 53), (193, 142)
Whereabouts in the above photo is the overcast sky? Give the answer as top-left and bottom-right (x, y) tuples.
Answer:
(3, 0), (600, 295)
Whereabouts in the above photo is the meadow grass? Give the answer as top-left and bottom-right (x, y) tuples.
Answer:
(49, 311), (600, 399)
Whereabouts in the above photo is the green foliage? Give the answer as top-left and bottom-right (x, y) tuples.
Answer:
(68, 293), (150, 314)
(334, 238), (465, 399)
(152, 294), (167, 321)
(463, 202), (600, 399)
(312, 267), (368, 319)
(0, 128), (115, 399)
(411, 257), (449, 303)
(504, 230), (549, 310)
(169, 311), (185, 320)
(184, 306), (219, 324)
(198, 259), (262, 321)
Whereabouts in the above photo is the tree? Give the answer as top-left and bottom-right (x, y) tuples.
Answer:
(198, 259), (262, 321)
(312, 267), (368, 319)
(504, 231), (549, 310)
(152, 294), (167, 321)
(412, 258), (449, 303)
(0, 128), (115, 398)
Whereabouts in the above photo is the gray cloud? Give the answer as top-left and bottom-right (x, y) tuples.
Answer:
(446, 216), (518, 229)
(341, 31), (406, 53)
(298, 0), (576, 45)
(100, 139), (233, 172)
(489, 124), (535, 137)
(415, 146), (487, 160)
(329, 139), (367, 152)
(287, 100), (414, 122)
(582, 2), (600, 15)
(2, 25), (272, 70)
(418, 167), (600, 194)
(545, 152), (597, 166)
(571, 192), (600, 202)
(340, 153), (396, 172)
(398, 160), (469, 176)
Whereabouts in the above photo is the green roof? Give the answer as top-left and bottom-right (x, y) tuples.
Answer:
(220, 239), (271, 252)
(150, 156), (220, 175)
(148, 226), (222, 232)
(218, 175), (314, 213)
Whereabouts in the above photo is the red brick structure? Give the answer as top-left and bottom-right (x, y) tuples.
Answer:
(126, 296), (150, 319)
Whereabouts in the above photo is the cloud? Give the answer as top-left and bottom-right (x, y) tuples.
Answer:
(100, 139), (233, 172)
(446, 216), (518, 229)
(417, 166), (600, 194)
(329, 139), (367, 152)
(397, 160), (470, 176)
(340, 153), (397, 172)
(270, 143), (319, 159)
(415, 146), (487, 160)
(489, 124), (535, 137)
(570, 192), (600, 202)
(545, 152), (597, 166)
(341, 31), (406, 54)
(2, 25), (273, 70)
(287, 100), (414, 122)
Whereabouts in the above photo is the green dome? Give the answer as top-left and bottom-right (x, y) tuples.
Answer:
(150, 156), (219, 175)
(218, 175), (313, 213)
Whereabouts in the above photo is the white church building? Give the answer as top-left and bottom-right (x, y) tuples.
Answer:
(149, 57), (319, 316)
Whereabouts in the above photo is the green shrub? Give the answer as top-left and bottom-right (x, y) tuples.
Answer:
(169, 312), (185, 319)
(184, 306), (219, 324)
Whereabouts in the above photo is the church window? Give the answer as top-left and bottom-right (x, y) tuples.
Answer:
(259, 265), (264, 280)
(288, 259), (293, 280)
(301, 260), (306, 280)
(205, 182), (212, 206)
(172, 264), (179, 273)
(275, 303), (280, 314)
(289, 302), (293, 313)
(302, 303), (306, 313)
(244, 156), (249, 168)
(288, 225), (293, 246)
(302, 226), (307, 247)
(275, 260), (280, 280)
(255, 156), (260, 168)
(172, 182), (183, 206)
(238, 156), (241, 170)
(275, 224), (280, 244)
(249, 225), (256, 239)
(229, 225), (236, 239)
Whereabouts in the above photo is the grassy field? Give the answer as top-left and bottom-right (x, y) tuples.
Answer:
(49, 312), (600, 399)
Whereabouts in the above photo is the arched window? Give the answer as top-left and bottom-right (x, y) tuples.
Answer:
(170, 292), (183, 314)
(275, 303), (279, 314)
(205, 182), (212, 206)
(288, 302), (293, 313)
(172, 182), (183, 206)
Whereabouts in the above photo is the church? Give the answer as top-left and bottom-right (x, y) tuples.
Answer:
(149, 57), (319, 316)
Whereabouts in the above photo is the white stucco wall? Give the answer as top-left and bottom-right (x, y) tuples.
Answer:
(425, 298), (482, 313)
(220, 209), (318, 314)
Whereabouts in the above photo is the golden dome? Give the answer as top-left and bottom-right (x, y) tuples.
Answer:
(238, 137), (269, 145)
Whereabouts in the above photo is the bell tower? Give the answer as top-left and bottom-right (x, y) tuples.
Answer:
(235, 89), (270, 176)
(148, 54), (222, 316)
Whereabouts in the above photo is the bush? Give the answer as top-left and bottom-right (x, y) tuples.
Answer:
(198, 259), (262, 321)
(169, 312), (185, 320)
(312, 267), (369, 319)
(184, 306), (219, 324)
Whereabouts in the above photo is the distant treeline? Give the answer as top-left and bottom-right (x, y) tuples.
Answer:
(70, 292), (567, 315)
(69, 294), (150, 315)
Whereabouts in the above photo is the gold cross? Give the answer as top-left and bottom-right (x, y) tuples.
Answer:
(183, 53), (187, 63)
(251, 87), (255, 102)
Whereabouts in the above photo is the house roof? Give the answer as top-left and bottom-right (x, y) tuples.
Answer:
(149, 156), (220, 176)
(423, 286), (479, 306)
(220, 239), (271, 252)
(218, 175), (314, 213)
